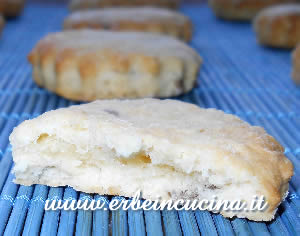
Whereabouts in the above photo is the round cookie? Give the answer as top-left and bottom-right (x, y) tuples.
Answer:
(64, 7), (192, 42)
(0, 14), (4, 35)
(0, 0), (25, 17)
(254, 4), (300, 48)
(292, 44), (300, 84)
(209, 0), (295, 21)
(69, 0), (180, 11)
(28, 30), (202, 101)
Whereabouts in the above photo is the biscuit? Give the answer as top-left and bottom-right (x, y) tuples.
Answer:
(0, 0), (25, 17)
(254, 4), (300, 48)
(0, 15), (4, 34)
(64, 7), (192, 42)
(69, 0), (180, 11)
(28, 30), (202, 101)
(209, 0), (296, 21)
(9, 98), (293, 221)
(292, 45), (300, 84)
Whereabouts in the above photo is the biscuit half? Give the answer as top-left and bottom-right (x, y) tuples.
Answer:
(292, 45), (300, 84)
(9, 99), (293, 221)
(69, 0), (181, 11)
(28, 30), (202, 101)
(64, 7), (192, 42)
(254, 4), (300, 48)
(209, 0), (296, 21)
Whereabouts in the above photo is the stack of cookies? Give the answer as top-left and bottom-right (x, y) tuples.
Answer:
(28, 0), (203, 101)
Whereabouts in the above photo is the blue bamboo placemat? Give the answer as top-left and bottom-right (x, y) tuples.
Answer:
(0, 2), (299, 235)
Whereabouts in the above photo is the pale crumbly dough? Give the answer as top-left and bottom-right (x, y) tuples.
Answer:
(292, 44), (300, 84)
(254, 4), (300, 48)
(9, 98), (293, 221)
(64, 7), (192, 42)
(28, 30), (202, 101)
(0, 0), (25, 17)
(69, 0), (180, 11)
(209, 0), (296, 21)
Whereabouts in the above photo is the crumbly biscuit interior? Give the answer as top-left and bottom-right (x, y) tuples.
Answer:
(12, 131), (277, 220)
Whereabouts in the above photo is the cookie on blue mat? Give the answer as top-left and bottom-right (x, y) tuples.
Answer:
(28, 30), (202, 101)
(0, 14), (4, 34)
(209, 0), (296, 21)
(292, 44), (300, 84)
(0, 0), (25, 17)
(70, 0), (180, 11)
(254, 4), (300, 48)
(64, 7), (192, 42)
(9, 99), (293, 221)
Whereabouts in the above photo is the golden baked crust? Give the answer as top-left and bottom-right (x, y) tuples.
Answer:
(64, 7), (192, 42)
(292, 44), (300, 84)
(254, 4), (300, 48)
(28, 30), (202, 101)
(70, 0), (180, 11)
(209, 0), (296, 21)
(0, 0), (24, 17)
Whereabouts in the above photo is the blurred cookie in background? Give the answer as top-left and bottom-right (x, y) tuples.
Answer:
(64, 7), (192, 42)
(0, 14), (4, 35)
(209, 0), (295, 21)
(292, 45), (300, 84)
(69, 0), (181, 11)
(28, 30), (202, 101)
(0, 0), (25, 17)
(254, 4), (300, 48)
